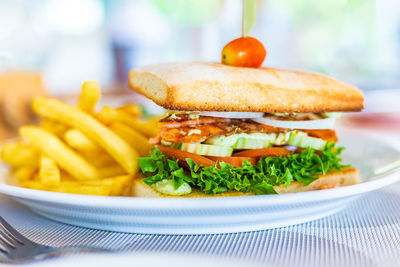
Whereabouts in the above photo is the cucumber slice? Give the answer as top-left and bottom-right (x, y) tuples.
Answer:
(311, 138), (327, 150)
(273, 132), (291, 145)
(298, 135), (313, 148)
(205, 134), (239, 146)
(299, 136), (327, 150)
(180, 143), (233, 157)
(203, 130), (327, 151)
(233, 138), (271, 149)
(322, 112), (342, 118)
(206, 133), (276, 148)
(288, 131), (307, 146)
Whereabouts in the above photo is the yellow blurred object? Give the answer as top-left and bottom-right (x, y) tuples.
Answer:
(20, 179), (111, 196)
(117, 104), (142, 117)
(97, 106), (158, 137)
(1, 140), (39, 168)
(123, 117), (159, 138)
(78, 81), (101, 114)
(41, 119), (68, 137)
(13, 167), (37, 182)
(96, 106), (123, 124)
(20, 126), (100, 180)
(94, 175), (133, 196)
(39, 155), (61, 186)
(32, 97), (139, 175)
(110, 122), (152, 156)
(98, 164), (126, 178)
(148, 115), (165, 125)
(52, 182), (111, 196)
(64, 129), (101, 152)
(83, 151), (117, 168)
(86, 175), (133, 196)
(20, 173), (132, 196)
(19, 180), (45, 191)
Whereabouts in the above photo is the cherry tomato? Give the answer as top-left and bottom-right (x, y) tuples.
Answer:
(221, 37), (266, 68)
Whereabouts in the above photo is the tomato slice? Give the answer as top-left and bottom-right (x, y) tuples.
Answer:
(157, 146), (215, 167)
(303, 129), (337, 142)
(206, 156), (257, 167)
(232, 147), (290, 158)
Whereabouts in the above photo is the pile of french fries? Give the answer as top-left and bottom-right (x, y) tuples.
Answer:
(0, 81), (160, 196)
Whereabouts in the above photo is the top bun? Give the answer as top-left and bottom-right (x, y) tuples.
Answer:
(129, 62), (364, 113)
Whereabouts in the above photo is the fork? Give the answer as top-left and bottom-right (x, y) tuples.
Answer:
(0, 216), (111, 264)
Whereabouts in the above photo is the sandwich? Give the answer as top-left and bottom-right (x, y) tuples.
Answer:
(128, 62), (364, 197)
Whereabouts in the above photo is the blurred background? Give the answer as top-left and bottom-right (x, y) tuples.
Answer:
(0, 0), (399, 138)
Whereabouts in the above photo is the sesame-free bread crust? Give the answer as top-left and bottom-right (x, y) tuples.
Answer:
(131, 167), (359, 198)
(129, 62), (364, 113)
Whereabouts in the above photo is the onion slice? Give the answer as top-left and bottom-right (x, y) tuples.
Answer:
(252, 117), (335, 129)
(198, 111), (264, 119)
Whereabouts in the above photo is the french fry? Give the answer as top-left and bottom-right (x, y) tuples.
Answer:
(20, 180), (111, 196)
(90, 175), (133, 196)
(109, 122), (152, 156)
(121, 117), (159, 137)
(117, 104), (142, 117)
(96, 106), (121, 125)
(62, 172), (132, 196)
(41, 118), (68, 137)
(78, 81), (101, 113)
(52, 182), (111, 196)
(32, 97), (138, 175)
(39, 155), (61, 186)
(64, 129), (101, 152)
(13, 167), (37, 182)
(98, 164), (126, 178)
(3, 85), (150, 196)
(97, 106), (158, 137)
(112, 175), (133, 196)
(109, 175), (133, 196)
(1, 141), (39, 168)
(19, 180), (45, 191)
(20, 126), (99, 180)
(147, 115), (164, 125)
(83, 151), (116, 168)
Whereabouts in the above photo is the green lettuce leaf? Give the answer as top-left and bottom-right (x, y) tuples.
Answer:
(139, 143), (349, 195)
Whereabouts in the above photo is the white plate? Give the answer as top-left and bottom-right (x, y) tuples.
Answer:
(0, 130), (399, 235)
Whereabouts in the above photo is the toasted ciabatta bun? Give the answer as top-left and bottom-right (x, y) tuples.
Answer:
(131, 167), (359, 198)
(129, 62), (363, 113)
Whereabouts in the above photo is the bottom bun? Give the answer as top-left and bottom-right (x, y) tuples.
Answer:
(131, 167), (359, 198)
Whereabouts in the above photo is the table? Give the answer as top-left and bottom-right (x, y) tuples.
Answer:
(2, 180), (400, 267)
